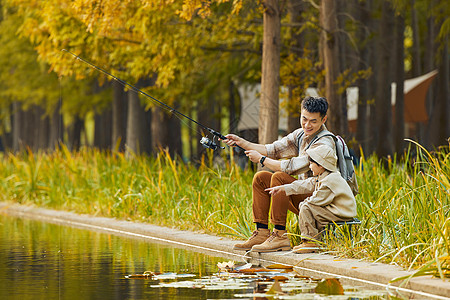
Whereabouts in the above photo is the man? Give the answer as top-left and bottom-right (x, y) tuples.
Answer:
(223, 96), (336, 252)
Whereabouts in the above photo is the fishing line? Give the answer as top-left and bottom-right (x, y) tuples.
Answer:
(61, 49), (244, 151)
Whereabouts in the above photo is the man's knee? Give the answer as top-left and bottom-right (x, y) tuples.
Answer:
(270, 171), (291, 186)
(252, 171), (273, 188)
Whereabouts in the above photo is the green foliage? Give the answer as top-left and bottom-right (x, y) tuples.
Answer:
(0, 147), (255, 237)
(0, 140), (449, 276)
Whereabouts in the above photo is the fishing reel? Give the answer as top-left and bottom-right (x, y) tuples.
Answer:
(200, 136), (224, 151)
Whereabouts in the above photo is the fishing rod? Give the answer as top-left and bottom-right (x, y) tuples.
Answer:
(62, 49), (244, 152)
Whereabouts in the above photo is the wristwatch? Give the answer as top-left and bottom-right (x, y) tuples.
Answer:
(260, 156), (266, 167)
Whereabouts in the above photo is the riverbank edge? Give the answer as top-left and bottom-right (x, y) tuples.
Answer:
(1, 202), (448, 299)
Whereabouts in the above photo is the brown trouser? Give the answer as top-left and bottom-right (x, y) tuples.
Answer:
(252, 171), (311, 227)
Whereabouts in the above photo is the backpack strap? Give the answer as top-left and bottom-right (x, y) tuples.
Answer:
(302, 130), (336, 151)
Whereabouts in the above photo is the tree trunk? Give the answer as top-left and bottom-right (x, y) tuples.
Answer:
(126, 90), (152, 156)
(112, 80), (128, 152)
(287, 0), (304, 133)
(375, 0), (395, 159)
(423, 9), (436, 149)
(152, 106), (181, 157)
(411, 0), (422, 77)
(94, 107), (112, 150)
(427, 37), (449, 147)
(35, 105), (49, 151)
(259, 0), (281, 144)
(12, 102), (24, 151)
(394, 14), (405, 153)
(320, 0), (346, 136)
(229, 80), (238, 134)
(166, 109), (182, 158)
(151, 106), (168, 154)
(356, 0), (371, 154)
(49, 100), (63, 150)
(410, 0), (424, 142)
(68, 116), (84, 151)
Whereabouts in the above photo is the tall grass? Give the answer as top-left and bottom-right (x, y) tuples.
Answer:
(0, 141), (448, 276)
(0, 145), (255, 237)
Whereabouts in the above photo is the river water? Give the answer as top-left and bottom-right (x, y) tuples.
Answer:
(0, 213), (389, 300)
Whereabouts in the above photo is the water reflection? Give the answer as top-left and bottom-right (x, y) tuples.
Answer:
(0, 214), (389, 300)
(0, 214), (239, 299)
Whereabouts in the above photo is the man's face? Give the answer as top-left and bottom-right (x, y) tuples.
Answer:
(301, 109), (327, 136)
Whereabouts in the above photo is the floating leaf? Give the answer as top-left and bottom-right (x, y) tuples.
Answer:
(315, 278), (344, 295)
(266, 279), (284, 295)
(153, 273), (196, 280)
(125, 271), (154, 279)
(217, 260), (235, 271)
(235, 267), (270, 274)
(234, 262), (252, 271)
(266, 263), (293, 271)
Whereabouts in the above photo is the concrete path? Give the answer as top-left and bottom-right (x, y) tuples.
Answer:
(1, 202), (449, 299)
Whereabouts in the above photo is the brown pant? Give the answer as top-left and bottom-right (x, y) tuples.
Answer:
(252, 171), (311, 226)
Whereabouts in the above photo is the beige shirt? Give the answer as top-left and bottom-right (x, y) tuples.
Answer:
(284, 170), (357, 218)
(265, 125), (336, 177)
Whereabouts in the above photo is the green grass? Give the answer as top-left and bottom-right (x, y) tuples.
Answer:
(0, 141), (448, 280)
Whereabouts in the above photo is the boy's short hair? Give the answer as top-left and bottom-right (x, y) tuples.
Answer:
(308, 156), (319, 166)
(301, 96), (328, 118)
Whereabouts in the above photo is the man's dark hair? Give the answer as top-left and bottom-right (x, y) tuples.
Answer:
(301, 96), (328, 118)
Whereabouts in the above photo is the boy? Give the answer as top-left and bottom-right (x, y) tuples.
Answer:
(265, 145), (357, 254)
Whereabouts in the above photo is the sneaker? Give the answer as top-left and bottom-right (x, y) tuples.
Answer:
(251, 230), (291, 252)
(233, 228), (270, 251)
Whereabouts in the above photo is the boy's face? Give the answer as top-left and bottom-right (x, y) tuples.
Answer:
(309, 160), (325, 176)
(301, 109), (327, 137)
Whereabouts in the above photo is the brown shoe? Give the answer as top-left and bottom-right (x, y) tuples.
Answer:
(233, 228), (270, 251)
(251, 229), (291, 252)
(292, 241), (320, 254)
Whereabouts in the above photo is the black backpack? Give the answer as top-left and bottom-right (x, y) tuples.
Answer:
(297, 130), (359, 195)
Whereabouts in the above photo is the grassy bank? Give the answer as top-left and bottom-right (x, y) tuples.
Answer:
(0, 142), (448, 279)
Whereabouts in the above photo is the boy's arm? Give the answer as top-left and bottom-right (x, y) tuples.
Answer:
(283, 177), (316, 196)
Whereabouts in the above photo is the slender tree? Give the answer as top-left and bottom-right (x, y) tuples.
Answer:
(356, 0), (372, 154)
(320, 0), (346, 135)
(375, 0), (395, 159)
(394, 12), (405, 153)
(259, 0), (281, 144)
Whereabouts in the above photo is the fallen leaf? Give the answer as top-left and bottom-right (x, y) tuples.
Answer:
(315, 278), (344, 295)
(266, 279), (284, 295)
(266, 263), (293, 270)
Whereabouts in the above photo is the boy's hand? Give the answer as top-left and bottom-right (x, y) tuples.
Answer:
(265, 185), (286, 196)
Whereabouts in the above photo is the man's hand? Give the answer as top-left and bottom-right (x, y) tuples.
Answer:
(265, 185), (286, 196)
(244, 150), (263, 163)
(222, 134), (243, 148)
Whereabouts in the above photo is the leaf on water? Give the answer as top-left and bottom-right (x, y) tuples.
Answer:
(234, 262), (252, 271)
(314, 278), (344, 295)
(153, 273), (196, 280)
(266, 263), (293, 270)
(125, 270), (154, 279)
(236, 267), (270, 274)
(271, 275), (289, 281)
(266, 279), (284, 295)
